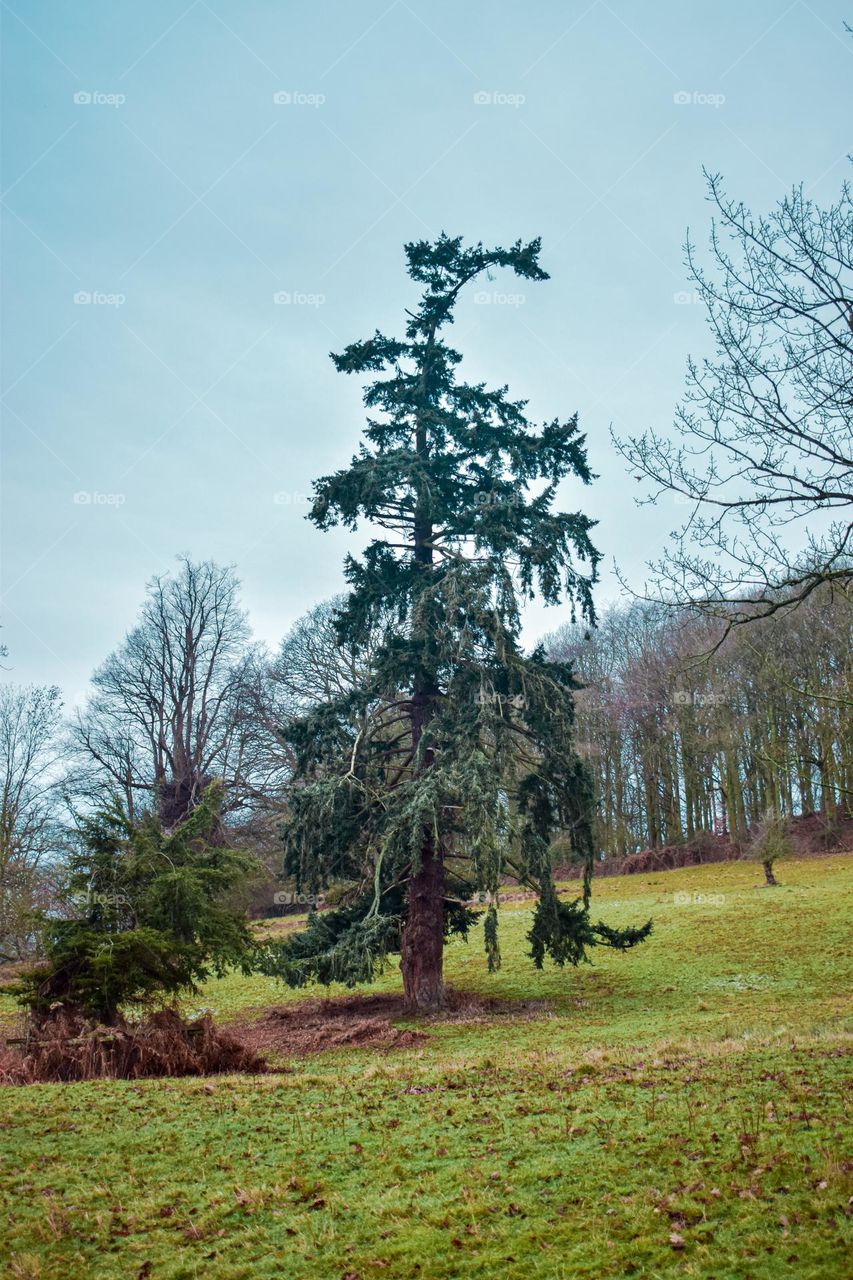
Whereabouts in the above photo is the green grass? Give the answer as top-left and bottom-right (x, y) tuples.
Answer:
(2, 856), (851, 1279)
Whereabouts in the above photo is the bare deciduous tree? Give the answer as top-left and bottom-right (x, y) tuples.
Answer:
(72, 558), (279, 826)
(0, 683), (63, 959)
(616, 174), (852, 635)
(269, 595), (386, 716)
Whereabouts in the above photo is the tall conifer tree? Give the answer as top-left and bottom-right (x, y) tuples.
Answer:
(264, 235), (650, 1011)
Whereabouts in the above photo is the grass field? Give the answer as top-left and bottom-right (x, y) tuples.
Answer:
(1, 856), (851, 1279)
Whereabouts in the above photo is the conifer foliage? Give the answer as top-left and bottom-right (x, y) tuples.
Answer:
(14, 783), (258, 1025)
(262, 235), (651, 1010)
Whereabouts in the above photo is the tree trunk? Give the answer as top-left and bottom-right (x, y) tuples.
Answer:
(762, 858), (778, 887)
(399, 352), (448, 1015)
(400, 832), (445, 1012)
(401, 676), (445, 1012)
(157, 775), (195, 828)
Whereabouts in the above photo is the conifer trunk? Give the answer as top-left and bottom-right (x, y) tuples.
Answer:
(400, 386), (446, 1013)
(401, 677), (445, 1011)
(401, 828), (445, 1012)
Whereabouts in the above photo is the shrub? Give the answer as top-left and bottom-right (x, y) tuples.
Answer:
(8, 783), (262, 1025)
(748, 810), (792, 886)
(0, 1008), (264, 1083)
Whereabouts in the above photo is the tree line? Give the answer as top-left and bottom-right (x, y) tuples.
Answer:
(546, 587), (852, 859)
(4, 553), (850, 964)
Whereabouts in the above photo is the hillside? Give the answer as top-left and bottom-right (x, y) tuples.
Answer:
(1, 856), (851, 1279)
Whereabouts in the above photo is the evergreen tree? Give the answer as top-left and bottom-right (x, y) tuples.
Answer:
(13, 783), (259, 1024)
(262, 234), (651, 1011)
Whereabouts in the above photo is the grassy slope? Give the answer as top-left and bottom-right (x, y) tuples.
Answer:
(1, 856), (851, 1280)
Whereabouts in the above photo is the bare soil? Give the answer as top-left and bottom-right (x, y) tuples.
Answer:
(227, 987), (553, 1059)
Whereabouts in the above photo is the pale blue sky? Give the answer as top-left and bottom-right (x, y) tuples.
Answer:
(2, 0), (850, 703)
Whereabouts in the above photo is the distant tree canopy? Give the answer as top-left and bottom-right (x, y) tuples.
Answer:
(270, 595), (389, 716)
(0, 683), (64, 961)
(616, 174), (852, 633)
(258, 233), (650, 1012)
(546, 584), (852, 858)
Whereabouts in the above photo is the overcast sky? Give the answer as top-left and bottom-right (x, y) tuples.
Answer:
(2, 0), (850, 705)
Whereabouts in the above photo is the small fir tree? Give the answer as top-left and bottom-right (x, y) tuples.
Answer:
(13, 783), (259, 1024)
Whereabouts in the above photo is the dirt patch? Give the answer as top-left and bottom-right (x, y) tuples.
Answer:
(228, 988), (553, 1059)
